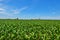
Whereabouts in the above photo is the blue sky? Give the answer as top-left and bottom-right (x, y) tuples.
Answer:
(0, 0), (60, 19)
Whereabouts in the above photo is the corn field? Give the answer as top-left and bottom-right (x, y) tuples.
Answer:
(0, 19), (60, 40)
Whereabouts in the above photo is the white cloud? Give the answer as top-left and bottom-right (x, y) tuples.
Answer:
(0, 5), (28, 17)
(11, 7), (28, 14)
(0, 8), (5, 10)
(20, 7), (28, 11)
(0, 8), (5, 14)
(0, 0), (29, 18)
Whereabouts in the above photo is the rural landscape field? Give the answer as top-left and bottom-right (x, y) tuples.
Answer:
(0, 0), (60, 40)
(0, 19), (60, 40)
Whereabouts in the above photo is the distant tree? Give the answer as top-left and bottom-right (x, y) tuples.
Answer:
(39, 18), (40, 20)
(16, 17), (19, 20)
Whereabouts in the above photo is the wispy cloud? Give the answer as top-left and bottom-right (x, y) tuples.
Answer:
(12, 7), (28, 14)
(0, 0), (28, 18)
(19, 7), (28, 11)
(0, 8), (5, 14)
(0, 8), (5, 11)
(0, 4), (28, 17)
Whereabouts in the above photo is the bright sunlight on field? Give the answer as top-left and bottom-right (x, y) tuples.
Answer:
(0, 19), (60, 40)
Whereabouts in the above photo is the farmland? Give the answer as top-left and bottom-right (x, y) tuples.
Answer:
(0, 19), (60, 40)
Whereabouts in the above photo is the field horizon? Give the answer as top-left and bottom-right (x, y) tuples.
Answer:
(0, 18), (60, 20)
